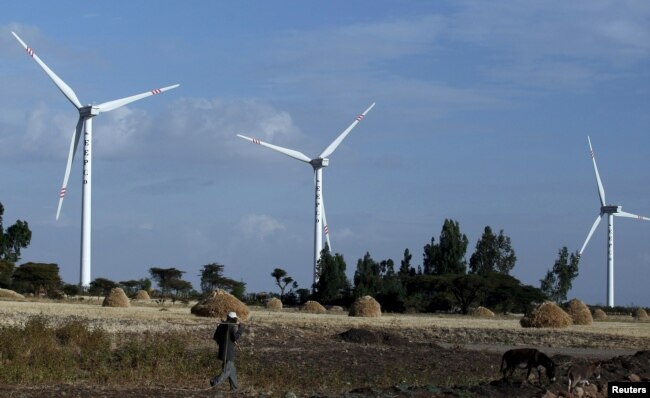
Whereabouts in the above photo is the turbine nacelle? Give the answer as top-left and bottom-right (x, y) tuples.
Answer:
(79, 106), (100, 118)
(310, 158), (329, 169)
(601, 205), (622, 214)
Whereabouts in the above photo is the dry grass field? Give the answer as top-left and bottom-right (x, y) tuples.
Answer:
(1, 297), (649, 397)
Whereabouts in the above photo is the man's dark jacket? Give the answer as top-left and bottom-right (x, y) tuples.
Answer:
(213, 322), (244, 361)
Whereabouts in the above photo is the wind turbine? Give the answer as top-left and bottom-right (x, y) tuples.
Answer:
(238, 103), (375, 287)
(13, 32), (179, 288)
(579, 136), (650, 307)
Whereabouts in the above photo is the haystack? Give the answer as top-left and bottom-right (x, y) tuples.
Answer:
(133, 290), (150, 300)
(265, 297), (282, 311)
(566, 299), (593, 325)
(0, 288), (25, 300)
(301, 300), (326, 314)
(593, 308), (607, 321)
(520, 301), (572, 328)
(472, 306), (495, 318)
(634, 308), (649, 320)
(102, 287), (130, 307)
(191, 289), (250, 320)
(349, 295), (381, 317)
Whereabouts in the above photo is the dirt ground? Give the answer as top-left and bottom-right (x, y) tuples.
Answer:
(1, 316), (649, 398)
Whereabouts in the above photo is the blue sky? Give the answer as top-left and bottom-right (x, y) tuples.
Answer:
(1, 1), (649, 306)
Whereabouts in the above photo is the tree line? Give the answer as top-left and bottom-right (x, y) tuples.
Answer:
(2, 201), (581, 311)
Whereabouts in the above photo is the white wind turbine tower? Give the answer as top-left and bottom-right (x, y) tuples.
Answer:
(238, 103), (375, 287)
(13, 32), (179, 288)
(579, 136), (650, 307)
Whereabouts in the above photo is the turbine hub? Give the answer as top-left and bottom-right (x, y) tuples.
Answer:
(79, 105), (100, 118)
(310, 158), (329, 169)
(601, 205), (622, 214)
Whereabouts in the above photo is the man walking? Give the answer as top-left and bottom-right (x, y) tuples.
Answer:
(211, 311), (245, 390)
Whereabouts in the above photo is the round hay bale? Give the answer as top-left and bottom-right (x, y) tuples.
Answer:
(133, 289), (150, 300)
(265, 297), (282, 311)
(191, 289), (250, 320)
(593, 308), (607, 320)
(349, 295), (381, 317)
(102, 287), (130, 307)
(634, 308), (649, 320)
(301, 300), (326, 314)
(0, 288), (25, 300)
(472, 306), (495, 318)
(327, 305), (345, 313)
(566, 299), (593, 325)
(520, 301), (572, 328)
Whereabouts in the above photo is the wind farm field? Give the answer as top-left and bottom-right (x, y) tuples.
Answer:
(1, 298), (649, 397)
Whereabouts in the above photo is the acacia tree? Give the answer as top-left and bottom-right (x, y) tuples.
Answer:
(469, 226), (517, 275)
(423, 219), (468, 275)
(89, 277), (118, 297)
(12, 262), (62, 296)
(540, 247), (580, 303)
(271, 268), (296, 301)
(149, 267), (185, 297)
(199, 262), (239, 294)
(0, 202), (32, 264)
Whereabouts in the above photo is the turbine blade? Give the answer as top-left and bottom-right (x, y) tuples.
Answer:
(319, 102), (375, 159)
(587, 136), (606, 207)
(12, 32), (83, 109)
(579, 214), (603, 255)
(321, 193), (332, 252)
(237, 134), (311, 163)
(56, 117), (84, 220)
(97, 84), (180, 112)
(615, 210), (650, 221)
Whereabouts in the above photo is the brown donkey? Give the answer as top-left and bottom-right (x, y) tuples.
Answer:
(500, 348), (557, 385)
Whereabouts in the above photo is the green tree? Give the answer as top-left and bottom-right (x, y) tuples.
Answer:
(166, 278), (193, 303)
(0, 202), (32, 263)
(12, 262), (62, 296)
(0, 260), (14, 289)
(540, 247), (580, 303)
(469, 226), (517, 275)
(313, 247), (350, 304)
(423, 219), (468, 275)
(199, 262), (240, 294)
(445, 274), (486, 314)
(89, 277), (118, 297)
(353, 252), (382, 298)
(398, 248), (415, 276)
(271, 268), (295, 301)
(118, 280), (141, 297)
(149, 267), (185, 297)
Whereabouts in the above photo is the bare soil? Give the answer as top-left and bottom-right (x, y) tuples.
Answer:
(1, 303), (649, 397)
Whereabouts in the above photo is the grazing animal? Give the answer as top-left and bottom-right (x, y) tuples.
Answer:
(568, 362), (601, 392)
(500, 348), (557, 385)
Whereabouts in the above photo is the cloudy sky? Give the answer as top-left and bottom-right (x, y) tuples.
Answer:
(1, 1), (648, 306)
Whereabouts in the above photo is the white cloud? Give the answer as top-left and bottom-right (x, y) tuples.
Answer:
(235, 214), (286, 241)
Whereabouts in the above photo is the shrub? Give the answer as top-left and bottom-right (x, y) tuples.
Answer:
(634, 308), (649, 320)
